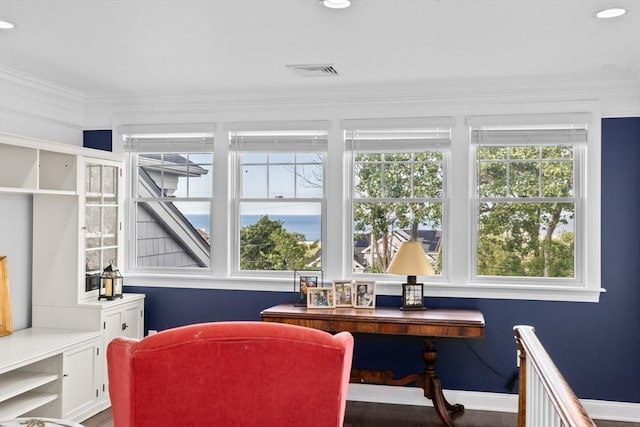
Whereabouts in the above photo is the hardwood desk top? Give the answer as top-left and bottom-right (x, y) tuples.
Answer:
(261, 304), (485, 338)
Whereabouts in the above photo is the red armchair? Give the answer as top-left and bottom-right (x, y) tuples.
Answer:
(107, 321), (354, 427)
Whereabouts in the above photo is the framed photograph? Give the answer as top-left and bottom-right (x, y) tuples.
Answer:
(333, 280), (354, 307)
(353, 280), (376, 308)
(0, 256), (13, 337)
(293, 270), (323, 307)
(307, 287), (335, 308)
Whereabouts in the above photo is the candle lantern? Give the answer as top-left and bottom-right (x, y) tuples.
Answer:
(99, 261), (123, 300)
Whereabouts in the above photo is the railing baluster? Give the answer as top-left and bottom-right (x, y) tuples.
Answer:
(514, 325), (596, 427)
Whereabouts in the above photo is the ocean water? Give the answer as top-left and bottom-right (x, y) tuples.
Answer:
(186, 214), (321, 241)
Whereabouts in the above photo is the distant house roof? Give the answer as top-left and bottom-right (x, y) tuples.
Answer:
(135, 157), (210, 268)
(138, 153), (208, 175)
(136, 153), (209, 197)
(358, 229), (441, 253)
(354, 229), (441, 269)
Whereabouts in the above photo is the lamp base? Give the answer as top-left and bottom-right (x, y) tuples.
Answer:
(400, 282), (427, 311)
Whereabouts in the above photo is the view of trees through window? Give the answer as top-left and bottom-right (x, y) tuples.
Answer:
(476, 145), (575, 278)
(352, 152), (443, 275)
(128, 126), (580, 283)
(240, 215), (319, 271)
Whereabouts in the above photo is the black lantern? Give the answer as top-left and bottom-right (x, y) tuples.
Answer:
(99, 261), (123, 300)
(401, 282), (426, 311)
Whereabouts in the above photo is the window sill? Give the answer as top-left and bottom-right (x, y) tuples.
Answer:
(124, 273), (605, 303)
(422, 282), (605, 303)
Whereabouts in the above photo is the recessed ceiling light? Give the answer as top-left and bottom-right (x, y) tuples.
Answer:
(320, 0), (351, 9)
(594, 7), (627, 19)
(0, 20), (15, 30)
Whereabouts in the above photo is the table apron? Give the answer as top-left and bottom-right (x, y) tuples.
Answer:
(262, 316), (484, 338)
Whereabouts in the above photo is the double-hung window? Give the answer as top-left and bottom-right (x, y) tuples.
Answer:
(229, 122), (328, 274)
(469, 113), (595, 289)
(123, 126), (214, 271)
(343, 118), (453, 279)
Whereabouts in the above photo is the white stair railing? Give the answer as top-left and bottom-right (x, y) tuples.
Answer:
(514, 325), (597, 427)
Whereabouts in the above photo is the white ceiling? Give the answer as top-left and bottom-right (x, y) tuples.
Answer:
(0, 0), (638, 98)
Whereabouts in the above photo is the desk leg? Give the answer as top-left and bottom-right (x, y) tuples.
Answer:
(422, 337), (464, 427)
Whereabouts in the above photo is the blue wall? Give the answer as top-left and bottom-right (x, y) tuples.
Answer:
(83, 130), (112, 151)
(125, 117), (640, 403)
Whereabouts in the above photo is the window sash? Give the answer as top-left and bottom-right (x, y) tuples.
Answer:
(125, 123), (215, 271)
(346, 118), (450, 279)
(231, 126), (328, 275)
(470, 118), (586, 283)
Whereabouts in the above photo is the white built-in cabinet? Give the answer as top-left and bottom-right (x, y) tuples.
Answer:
(0, 329), (101, 421)
(61, 337), (102, 420)
(0, 133), (145, 422)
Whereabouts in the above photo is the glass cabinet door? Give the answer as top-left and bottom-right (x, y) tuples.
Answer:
(85, 162), (120, 291)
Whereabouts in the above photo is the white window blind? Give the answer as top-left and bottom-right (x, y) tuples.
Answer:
(343, 117), (454, 152)
(121, 123), (215, 153)
(468, 113), (591, 146)
(228, 121), (329, 152)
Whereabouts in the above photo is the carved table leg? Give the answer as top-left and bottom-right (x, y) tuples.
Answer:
(422, 337), (465, 427)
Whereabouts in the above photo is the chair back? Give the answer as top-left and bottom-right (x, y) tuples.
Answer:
(107, 321), (354, 427)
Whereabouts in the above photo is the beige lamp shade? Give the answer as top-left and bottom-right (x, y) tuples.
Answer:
(386, 241), (434, 281)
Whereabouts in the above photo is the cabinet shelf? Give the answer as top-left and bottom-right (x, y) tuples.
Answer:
(0, 186), (76, 196)
(0, 391), (59, 420)
(0, 371), (59, 402)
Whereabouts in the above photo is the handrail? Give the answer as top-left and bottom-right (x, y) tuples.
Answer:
(514, 325), (596, 427)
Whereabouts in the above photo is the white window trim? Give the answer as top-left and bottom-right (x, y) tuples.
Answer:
(120, 105), (604, 303)
(457, 113), (601, 302)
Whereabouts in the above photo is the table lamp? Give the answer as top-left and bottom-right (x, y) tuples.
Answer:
(386, 240), (434, 310)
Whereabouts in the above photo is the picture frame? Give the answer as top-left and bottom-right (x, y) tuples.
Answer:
(293, 270), (323, 307)
(353, 280), (376, 308)
(333, 280), (354, 307)
(307, 287), (335, 308)
(0, 256), (13, 337)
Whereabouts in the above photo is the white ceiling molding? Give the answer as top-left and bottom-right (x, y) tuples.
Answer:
(0, 66), (85, 140)
(84, 72), (640, 118)
(0, 65), (85, 109)
(1, 65), (637, 132)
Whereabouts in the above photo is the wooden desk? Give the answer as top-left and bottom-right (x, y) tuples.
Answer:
(261, 304), (485, 427)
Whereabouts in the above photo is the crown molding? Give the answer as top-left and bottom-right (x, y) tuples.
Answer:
(1, 64), (637, 122)
(85, 71), (640, 116)
(0, 65), (87, 135)
(0, 65), (86, 110)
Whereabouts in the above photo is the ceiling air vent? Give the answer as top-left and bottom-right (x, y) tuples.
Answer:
(287, 63), (339, 77)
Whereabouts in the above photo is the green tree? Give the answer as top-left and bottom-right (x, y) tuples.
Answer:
(476, 146), (575, 277)
(353, 152), (442, 273)
(240, 215), (319, 271)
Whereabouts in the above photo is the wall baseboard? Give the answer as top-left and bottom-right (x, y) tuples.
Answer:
(346, 384), (640, 423)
